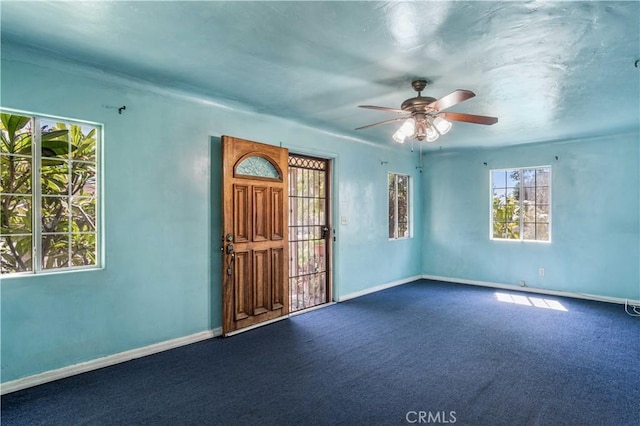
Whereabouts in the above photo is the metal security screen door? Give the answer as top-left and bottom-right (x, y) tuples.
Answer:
(288, 154), (331, 312)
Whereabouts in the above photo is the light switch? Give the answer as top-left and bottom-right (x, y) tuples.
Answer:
(341, 216), (348, 225)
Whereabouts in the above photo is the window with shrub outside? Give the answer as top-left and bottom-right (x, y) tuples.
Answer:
(1, 111), (101, 275)
(491, 167), (550, 242)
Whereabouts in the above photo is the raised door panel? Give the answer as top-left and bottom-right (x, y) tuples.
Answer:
(271, 247), (284, 310)
(234, 184), (251, 243)
(233, 250), (251, 321)
(271, 187), (284, 241)
(252, 249), (270, 316)
(252, 186), (269, 242)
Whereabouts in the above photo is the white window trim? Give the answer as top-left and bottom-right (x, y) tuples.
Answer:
(1, 108), (103, 277)
(489, 165), (552, 243)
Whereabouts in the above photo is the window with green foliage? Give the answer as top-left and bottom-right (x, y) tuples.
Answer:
(388, 172), (410, 239)
(491, 167), (550, 242)
(1, 111), (101, 275)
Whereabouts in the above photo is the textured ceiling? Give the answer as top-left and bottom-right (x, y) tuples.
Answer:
(1, 1), (638, 150)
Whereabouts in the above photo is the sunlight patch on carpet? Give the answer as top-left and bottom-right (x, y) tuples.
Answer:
(495, 292), (568, 311)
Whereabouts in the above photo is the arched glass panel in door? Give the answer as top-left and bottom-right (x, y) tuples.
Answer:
(235, 156), (280, 179)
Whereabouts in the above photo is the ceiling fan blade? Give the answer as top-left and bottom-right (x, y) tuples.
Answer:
(428, 90), (476, 112)
(441, 112), (498, 125)
(355, 116), (409, 130)
(358, 105), (406, 114)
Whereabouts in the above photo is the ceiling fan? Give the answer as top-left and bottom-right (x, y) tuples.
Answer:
(356, 79), (498, 144)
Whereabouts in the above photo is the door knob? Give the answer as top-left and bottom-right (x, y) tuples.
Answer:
(321, 226), (329, 239)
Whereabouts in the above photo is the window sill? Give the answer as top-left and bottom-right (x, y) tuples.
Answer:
(1, 265), (104, 280)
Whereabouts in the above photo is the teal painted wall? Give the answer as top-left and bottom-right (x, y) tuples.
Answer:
(0, 46), (422, 382)
(421, 134), (639, 300)
(5, 40), (637, 385)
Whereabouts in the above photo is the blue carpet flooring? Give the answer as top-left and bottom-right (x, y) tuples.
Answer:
(2, 279), (639, 425)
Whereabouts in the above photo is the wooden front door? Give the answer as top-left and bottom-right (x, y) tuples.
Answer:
(222, 136), (289, 334)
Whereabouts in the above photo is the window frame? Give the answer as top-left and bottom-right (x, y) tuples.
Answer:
(1, 108), (103, 277)
(388, 172), (412, 240)
(489, 165), (551, 243)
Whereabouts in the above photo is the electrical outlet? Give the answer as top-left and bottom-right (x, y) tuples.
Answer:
(519, 280), (526, 287)
(539, 268), (545, 276)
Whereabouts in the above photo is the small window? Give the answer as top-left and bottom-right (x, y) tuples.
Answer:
(1, 110), (101, 275)
(388, 173), (410, 239)
(491, 166), (551, 242)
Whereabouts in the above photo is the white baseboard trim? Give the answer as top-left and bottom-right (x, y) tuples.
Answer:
(337, 275), (422, 302)
(1, 328), (221, 395)
(421, 274), (640, 306)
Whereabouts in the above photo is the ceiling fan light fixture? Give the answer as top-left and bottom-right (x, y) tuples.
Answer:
(425, 125), (440, 142)
(392, 118), (415, 143)
(433, 116), (452, 135)
(392, 130), (406, 144)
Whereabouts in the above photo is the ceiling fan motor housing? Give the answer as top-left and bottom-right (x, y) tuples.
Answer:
(403, 79), (437, 114)
(401, 96), (438, 113)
